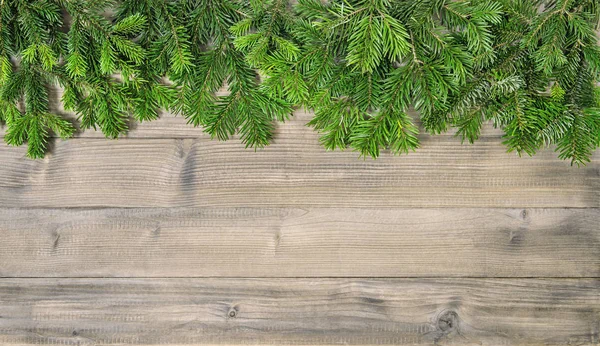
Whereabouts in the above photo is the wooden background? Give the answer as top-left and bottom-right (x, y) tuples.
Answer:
(0, 108), (599, 345)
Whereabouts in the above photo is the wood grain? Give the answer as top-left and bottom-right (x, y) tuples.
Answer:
(0, 87), (598, 346)
(0, 208), (598, 278)
(0, 86), (211, 139)
(0, 278), (598, 345)
(0, 135), (597, 208)
(0, 87), (503, 139)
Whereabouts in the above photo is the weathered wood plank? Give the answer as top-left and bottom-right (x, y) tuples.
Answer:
(0, 278), (598, 345)
(0, 109), (213, 139)
(0, 87), (503, 138)
(0, 208), (598, 278)
(0, 86), (214, 139)
(0, 136), (597, 208)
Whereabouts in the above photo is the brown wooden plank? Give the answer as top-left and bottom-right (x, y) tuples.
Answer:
(0, 278), (598, 345)
(0, 86), (214, 139)
(0, 113), (504, 138)
(0, 134), (597, 208)
(0, 208), (598, 278)
(0, 108), (209, 139)
(0, 86), (503, 139)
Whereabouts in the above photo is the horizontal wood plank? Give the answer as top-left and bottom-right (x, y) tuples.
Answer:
(0, 208), (598, 278)
(0, 114), (505, 138)
(0, 86), (217, 139)
(0, 109), (218, 139)
(0, 136), (597, 208)
(0, 278), (598, 345)
(0, 86), (504, 139)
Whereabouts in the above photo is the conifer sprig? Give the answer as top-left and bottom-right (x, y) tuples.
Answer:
(0, 0), (598, 164)
(242, 0), (600, 165)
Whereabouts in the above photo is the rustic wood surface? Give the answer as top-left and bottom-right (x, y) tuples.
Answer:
(0, 111), (598, 345)
(0, 278), (598, 346)
(0, 124), (598, 209)
(0, 207), (598, 278)
(0, 89), (500, 139)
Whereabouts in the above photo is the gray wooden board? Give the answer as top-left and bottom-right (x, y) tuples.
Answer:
(0, 136), (598, 208)
(0, 95), (503, 139)
(0, 207), (598, 278)
(0, 86), (225, 139)
(0, 278), (598, 345)
(0, 89), (599, 346)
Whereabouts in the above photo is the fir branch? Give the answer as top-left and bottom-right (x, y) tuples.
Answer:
(0, 0), (597, 164)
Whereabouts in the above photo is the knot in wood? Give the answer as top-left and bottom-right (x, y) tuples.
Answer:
(437, 310), (459, 332)
(228, 308), (237, 318)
